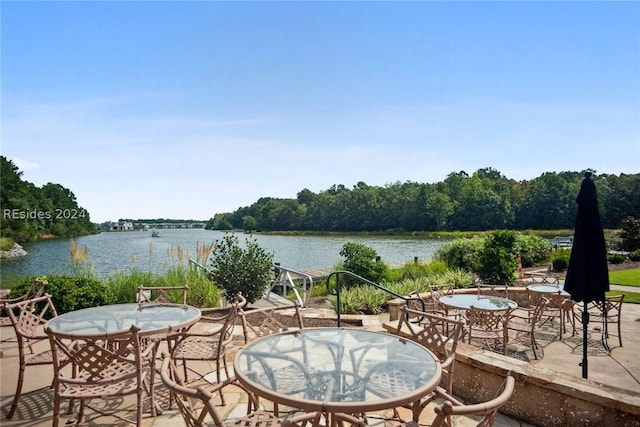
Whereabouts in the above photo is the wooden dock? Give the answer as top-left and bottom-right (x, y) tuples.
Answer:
(286, 268), (334, 283)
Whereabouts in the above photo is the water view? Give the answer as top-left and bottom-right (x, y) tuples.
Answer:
(1, 229), (449, 281)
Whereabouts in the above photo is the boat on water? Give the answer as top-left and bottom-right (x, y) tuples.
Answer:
(151, 231), (161, 238)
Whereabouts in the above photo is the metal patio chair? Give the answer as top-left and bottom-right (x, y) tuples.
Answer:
(578, 294), (625, 347)
(46, 324), (156, 427)
(2, 293), (59, 419)
(137, 285), (189, 305)
(159, 353), (324, 427)
(465, 306), (511, 355)
(168, 293), (245, 405)
(507, 298), (548, 359)
(1, 278), (48, 328)
(239, 301), (305, 344)
(430, 373), (516, 427)
(395, 305), (464, 394)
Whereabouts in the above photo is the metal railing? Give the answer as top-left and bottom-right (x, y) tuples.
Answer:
(326, 270), (425, 327)
(188, 258), (208, 272)
(266, 264), (314, 307)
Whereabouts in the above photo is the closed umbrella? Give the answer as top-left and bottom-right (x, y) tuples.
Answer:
(563, 171), (609, 379)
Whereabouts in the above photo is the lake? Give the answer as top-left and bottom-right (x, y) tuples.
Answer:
(0, 229), (450, 282)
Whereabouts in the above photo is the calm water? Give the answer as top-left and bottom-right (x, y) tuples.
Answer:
(0, 229), (449, 282)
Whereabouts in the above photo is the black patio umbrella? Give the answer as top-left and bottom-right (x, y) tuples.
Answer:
(563, 172), (609, 379)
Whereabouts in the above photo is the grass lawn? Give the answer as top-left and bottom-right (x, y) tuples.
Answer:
(609, 267), (640, 287)
(608, 290), (640, 304)
(608, 267), (640, 303)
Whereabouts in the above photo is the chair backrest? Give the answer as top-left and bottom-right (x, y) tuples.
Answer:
(429, 284), (453, 300)
(431, 374), (516, 427)
(507, 297), (547, 333)
(177, 292), (245, 354)
(159, 353), (322, 427)
(526, 297), (548, 324)
(397, 306), (464, 357)
(545, 291), (569, 311)
(590, 294), (624, 318)
(466, 306), (511, 351)
(239, 302), (304, 344)
(467, 307), (510, 331)
(137, 285), (189, 305)
(159, 353), (224, 426)
(476, 284), (509, 300)
(3, 294), (58, 339)
(396, 305), (464, 393)
(46, 324), (148, 395)
(1, 278), (48, 304)
(427, 284), (454, 312)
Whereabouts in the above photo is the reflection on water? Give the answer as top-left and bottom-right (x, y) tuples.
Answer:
(1, 229), (449, 280)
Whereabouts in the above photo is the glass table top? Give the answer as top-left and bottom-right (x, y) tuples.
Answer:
(46, 303), (201, 335)
(527, 284), (570, 295)
(234, 328), (440, 410)
(439, 294), (517, 310)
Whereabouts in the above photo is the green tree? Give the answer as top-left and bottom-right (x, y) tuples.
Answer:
(619, 216), (640, 251)
(242, 215), (257, 232)
(425, 191), (454, 230)
(1, 156), (96, 241)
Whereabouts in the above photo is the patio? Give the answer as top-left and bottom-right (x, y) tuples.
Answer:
(1, 289), (639, 426)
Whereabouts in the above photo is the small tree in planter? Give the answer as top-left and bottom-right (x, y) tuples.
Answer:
(207, 234), (274, 304)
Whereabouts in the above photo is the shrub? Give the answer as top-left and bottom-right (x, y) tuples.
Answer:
(515, 234), (553, 267)
(607, 253), (626, 264)
(105, 269), (155, 304)
(551, 256), (569, 271)
(207, 234), (274, 304)
(339, 242), (388, 285)
(434, 238), (483, 271)
(629, 249), (640, 262)
(11, 275), (111, 315)
(327, 285), (388, 315)
(475, 230), (518, 285)
(388, 260), (449, 281)
(0, 237), (14, 251)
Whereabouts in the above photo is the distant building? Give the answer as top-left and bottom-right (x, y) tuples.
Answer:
(101, 221), (134, 231)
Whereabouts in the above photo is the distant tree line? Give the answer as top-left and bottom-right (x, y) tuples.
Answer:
(206, 168), (640, 233)
(0, 156), (97, 242)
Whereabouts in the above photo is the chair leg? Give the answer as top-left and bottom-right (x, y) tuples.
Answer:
(137, 389), (143, 427)
(216, 364), (227, 406)
(617, 319), (623, 347)
(531, 334), (538, 360)
(6, 362), (26, 418)
(52, 397), (61, 427)
(75, 401), (86, 426)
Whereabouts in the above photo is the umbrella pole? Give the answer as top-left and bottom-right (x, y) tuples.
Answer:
(602, 300), (611, 352)
(581, 301), (589, 379)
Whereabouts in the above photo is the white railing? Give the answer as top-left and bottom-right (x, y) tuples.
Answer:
(265, 265), (314, 307)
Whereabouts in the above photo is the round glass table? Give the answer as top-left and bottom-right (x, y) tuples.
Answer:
(234, 327), (441, 414)
(526, 284), (570, 296)
(438, 294), (518, 311)
(46, 303), (201, 335)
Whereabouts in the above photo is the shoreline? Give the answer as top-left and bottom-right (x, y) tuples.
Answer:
(0, 243), (27, 259)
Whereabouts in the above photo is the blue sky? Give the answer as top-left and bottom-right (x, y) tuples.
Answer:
(2, 2), (639, 223)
